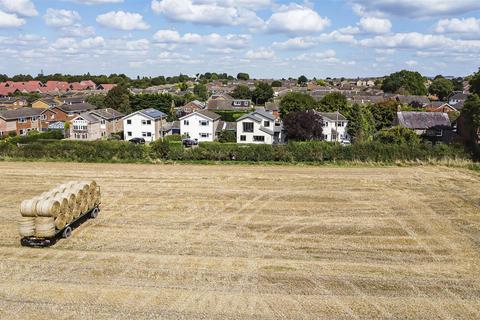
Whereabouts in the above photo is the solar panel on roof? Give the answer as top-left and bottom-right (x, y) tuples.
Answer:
(142, 108), (166, 119)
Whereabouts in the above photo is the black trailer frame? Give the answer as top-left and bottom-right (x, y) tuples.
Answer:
(21, 204), (101, 248)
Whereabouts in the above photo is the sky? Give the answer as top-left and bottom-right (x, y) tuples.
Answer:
(0, 0), (479, 79)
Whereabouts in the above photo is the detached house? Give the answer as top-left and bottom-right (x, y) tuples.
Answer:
(0, 108), (44, 136)
(395, 111), (455, 143)
(236, 109), (284, 144)
(41, 103), (97, 129)
(70, 108), (124, 141)
(315, 111), (350, 143)
(180, 110), (222, 142)
(123, 108), (168, 142)
(0, 97), (28, 110)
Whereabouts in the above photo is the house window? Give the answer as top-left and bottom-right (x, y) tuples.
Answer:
(199, 120), (209, 126)
(253, 136), (265, 142)
(40, 115), (46, 120)
(101, 120), (106, 125)
(435, 129), (443, 137)
(324, 122), (329, 127)
(243, 122), (254, 133)
(127, 119), (132, 125)
(200, 133), (210, 138)
(142, 120), (152, 125)
(19, 129), (24, 135)
(142, 132), (152, 137)
(127, 132), (132, 137)
(183, 120), (189, 125)
(19, 118), (27, 123)
(264, 121), (270, 127)
(240, 135), (246, 141)
(233, 101), (241, 106)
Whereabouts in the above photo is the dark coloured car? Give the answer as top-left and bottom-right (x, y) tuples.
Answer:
(129, 138), (146, 144)
(182, 138), (199, 147)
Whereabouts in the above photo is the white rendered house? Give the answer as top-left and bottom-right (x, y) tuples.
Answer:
(315, 111), (350, 142)
(123, 108), (168, 142)
(180, 110), (221, 142)
(236, 109), (284, 144)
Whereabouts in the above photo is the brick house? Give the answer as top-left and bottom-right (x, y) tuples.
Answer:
(70, 108), (124, 141)
(0, 108), (44, 136)
(41, 103), (97, 129)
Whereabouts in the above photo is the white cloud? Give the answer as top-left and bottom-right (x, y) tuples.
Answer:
(351, 0), (480, 18)
(153, 29), (250, 48)
(96, 11), (149, 30)
(265, 4), (330, 34)
(0, 0), (37, 17)
(60, 24), (96, 38)
(44, 9), (81, 27)
(358, 17), (391, 34)
(273, 31), (357, 50)
(434, 17), (480, 33)
(293, 49), (337, 61)
(126, 39), (150, 51)
(245, 48), (275, 60)
(52, 36), (105, 54)
(0, 10), (25, 28)
(360, 32), (480, 53)
(405, 60), (418, 66)
(151, 0), (264, 27)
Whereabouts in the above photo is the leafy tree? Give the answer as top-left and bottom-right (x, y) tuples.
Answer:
(237, 73), (250, 81)
(347, 104), (376, 143)
(252, 82), (274, 105)
(279, 92), (316, 118)
(375, 126), (420, 145)
(231, 85), (252, 100)
(382, 70), (428, 95)
(317, 92), (348, 112)
(429, 77), (454, 101)
(104, 85), (131, 114)
(452, 77), (464, 91)
(368, 99), (399, 131)
(297, 75), (308, 86)
(459, 94), (480, 144)
(470, 69), (480, 95)
(130, 93), (175, 120)
(316, 79), (327, 86)
(283, 110), (324, 141)
(218, 130), (237, 143)
(86, 94), (106, 108)
(193, 83), (208, 101)
(271, 80), (282, 87)
(177, 82), (189, 91)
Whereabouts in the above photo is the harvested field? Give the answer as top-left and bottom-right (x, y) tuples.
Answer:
(0, 161), (480, 319)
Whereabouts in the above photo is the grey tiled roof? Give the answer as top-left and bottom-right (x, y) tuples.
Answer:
(91, 108), (124, 120)
(0, 107), (44, 120)
(58, 103), (96, 113)
(396, 112), (451, 129)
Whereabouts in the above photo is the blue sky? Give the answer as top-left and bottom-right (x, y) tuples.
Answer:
(0, 0), (479, 78)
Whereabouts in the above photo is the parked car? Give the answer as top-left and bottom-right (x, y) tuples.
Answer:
(340, 140), (351, 146)
(182, 138), (199, 147)
(129, 138), (146, 144)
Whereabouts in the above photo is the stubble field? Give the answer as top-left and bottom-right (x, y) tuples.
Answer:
(0, 161), (479, 319)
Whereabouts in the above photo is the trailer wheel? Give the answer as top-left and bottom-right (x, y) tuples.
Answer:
(63, 226), (72, 239)
(91, 207), (99, 219)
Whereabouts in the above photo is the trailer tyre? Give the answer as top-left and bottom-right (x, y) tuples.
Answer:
(63, 226), (72, 239)
(91, 207), (99, 219)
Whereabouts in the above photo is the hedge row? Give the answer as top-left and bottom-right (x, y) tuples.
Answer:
(0, 140), (470, 163)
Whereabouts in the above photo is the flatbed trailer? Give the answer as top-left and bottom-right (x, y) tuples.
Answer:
(21, 205), (101, 248)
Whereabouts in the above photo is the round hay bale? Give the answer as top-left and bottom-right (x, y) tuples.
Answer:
(20, 197), (41, 217)
(52, 196), (69, 215)
(54, 214), (67, 230)
(36, 199), (61, 218)
(18, 217), (35, 237)
(58, 192), (76, 210)
(35, 217), (55, 238)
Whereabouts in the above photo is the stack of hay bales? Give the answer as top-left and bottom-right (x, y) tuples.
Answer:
(18, 181), (100, 238)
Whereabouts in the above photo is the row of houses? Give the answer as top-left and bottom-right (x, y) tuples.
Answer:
(0, 80), (116, 95)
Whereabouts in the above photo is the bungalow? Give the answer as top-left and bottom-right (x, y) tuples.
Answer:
(314, 111), (350, 143)
(180, 110), (222, 142)
(123, 108), (168, 142)
(32, 98), (58, 109)
(395, 111), (454, 143)
(176, 100), (206, 117)
(236, 109), (283, 144)
(0, 107), (44, 136)
(70, 108), (124, 141)
(0, 97), (28, 110)
(449, 92), (469, 106)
